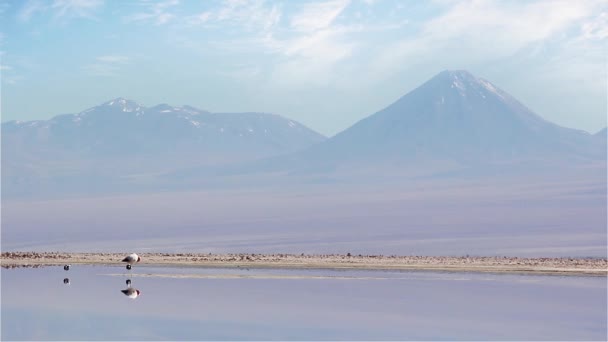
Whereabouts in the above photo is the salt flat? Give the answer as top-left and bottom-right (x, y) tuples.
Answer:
(3, 252), (606, 276)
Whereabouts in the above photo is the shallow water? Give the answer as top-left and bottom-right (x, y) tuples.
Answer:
(2, 265), (606, 340)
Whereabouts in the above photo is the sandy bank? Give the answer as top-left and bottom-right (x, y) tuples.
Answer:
(1, 252), (606, 276)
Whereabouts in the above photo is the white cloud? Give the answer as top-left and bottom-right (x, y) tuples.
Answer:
(18, 0), (46, 21)
(0, 1), (10, 17)
(423, 0), (596, 47)
(0, 60), (23, 85)
(290, 0), (350, 32)
(194, 0), (282, 32)
(267, 0), (360, 86)
(175, 1), (284, 55)
(126, 0), (178, 25)
(2, 75), (24, 85)
(83, 55), (130, 76)
(51, 0), (104, 20)
(580, 11), (608, 41)
(19, 0), (103, 22)
(371, 0), (606, 77)
(171, 0), (397, 87)
(185, 11), (211, 26)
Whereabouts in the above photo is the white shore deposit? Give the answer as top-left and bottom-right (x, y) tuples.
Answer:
(2, 252), (606, 276)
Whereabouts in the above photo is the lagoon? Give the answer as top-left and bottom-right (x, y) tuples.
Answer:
(2, 265), (606, 340)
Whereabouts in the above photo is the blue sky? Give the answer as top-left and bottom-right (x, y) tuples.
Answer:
(0, 0), (606, 136)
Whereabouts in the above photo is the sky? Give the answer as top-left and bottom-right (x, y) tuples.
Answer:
(0, 0), (606, 136)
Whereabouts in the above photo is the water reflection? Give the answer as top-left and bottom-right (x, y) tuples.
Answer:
(121, 287), (141, 299)
(2, 266), (606, 341)
(60, 269), (141, 299)
(120, 278), (140, 299)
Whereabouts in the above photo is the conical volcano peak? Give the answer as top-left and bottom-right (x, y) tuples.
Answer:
(439, 69), (476, 79)
(425, 70), (506, 100)
(435, 70), (485, 87)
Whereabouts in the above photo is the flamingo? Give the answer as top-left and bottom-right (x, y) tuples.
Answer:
(122, 253), (141, 269)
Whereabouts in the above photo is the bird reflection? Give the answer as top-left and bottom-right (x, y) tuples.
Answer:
(121, 278), (141, 299)
(121, 288), (141, 299)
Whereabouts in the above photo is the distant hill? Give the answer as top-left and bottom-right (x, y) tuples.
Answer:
(595, 127), (607, 140)
(2, 98), (325, 161)
(1, 98), (325, 197)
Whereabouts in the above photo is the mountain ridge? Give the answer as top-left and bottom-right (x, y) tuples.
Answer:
(2, 71), (605, 198)
(2, 97), (326, 159)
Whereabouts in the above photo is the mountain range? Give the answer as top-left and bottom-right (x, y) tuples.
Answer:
(2, 70), (605, 198)
(3, 98), (325, 162)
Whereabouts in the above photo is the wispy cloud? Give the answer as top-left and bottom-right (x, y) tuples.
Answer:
(82, 54), (129, 76)
(361, 0), (377, 5)
(268, 0), (359, 86)
(171, 1), (285, 63)
(0, 55), (23, 86)
(423, 0), (596, 49)
(182, 0), (281, 33)
(2, 74), (24, 85)
(1, 32), (28, 86)
(18, 0), (104, 22)
(184, 11), (211, 26)
(18, 0), (46, 21)
(290, 0), (349, 32)
(51, 0), (104, 20)
(126, 0), (179, 25)
(0, 1), (10, 18)
(580, 10), (608, 41)
(371, 0), (606, 77)
(169, 0), (404, 87)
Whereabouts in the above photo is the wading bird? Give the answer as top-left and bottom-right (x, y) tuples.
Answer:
(122, 253), (141, 269)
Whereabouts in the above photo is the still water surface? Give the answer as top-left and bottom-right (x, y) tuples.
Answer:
(2, 265), (606, 340)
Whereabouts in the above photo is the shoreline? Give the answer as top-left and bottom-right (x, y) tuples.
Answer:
(2, 252), (607, 276)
